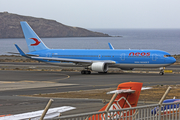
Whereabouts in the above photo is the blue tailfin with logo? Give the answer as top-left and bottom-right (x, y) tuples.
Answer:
(20, 21), (49, 52)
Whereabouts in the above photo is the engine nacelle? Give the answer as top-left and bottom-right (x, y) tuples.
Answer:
(91, 62), (108, 72)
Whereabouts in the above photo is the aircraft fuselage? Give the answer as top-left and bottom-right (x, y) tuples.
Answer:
(29, 49), (176, 68)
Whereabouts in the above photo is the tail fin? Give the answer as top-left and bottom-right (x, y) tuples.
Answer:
(20, 21), (49, 52)
(89, 82), (143, 120)
(100, 82), (142, 111)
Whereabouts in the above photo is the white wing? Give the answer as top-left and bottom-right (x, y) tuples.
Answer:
(31, 56), (116, 64)
(0, 106), (75, 120)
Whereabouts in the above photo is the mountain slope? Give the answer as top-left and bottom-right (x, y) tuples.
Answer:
(0, 12), (110, 38)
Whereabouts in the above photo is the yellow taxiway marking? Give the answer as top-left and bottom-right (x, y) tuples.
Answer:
(164, 70), (173, 73)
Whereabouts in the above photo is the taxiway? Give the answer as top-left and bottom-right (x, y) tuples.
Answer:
(0, 70), (180, 116)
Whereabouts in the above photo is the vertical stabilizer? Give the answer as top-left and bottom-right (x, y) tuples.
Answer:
(20, 21), (49, 52)
(100, 82), (142, 111)
(89, 82), (143, 120)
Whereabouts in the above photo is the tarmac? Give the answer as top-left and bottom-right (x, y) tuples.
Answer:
(0, 62), (180, 116)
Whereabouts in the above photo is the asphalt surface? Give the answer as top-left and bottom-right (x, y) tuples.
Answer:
(0, 65), (180, 116)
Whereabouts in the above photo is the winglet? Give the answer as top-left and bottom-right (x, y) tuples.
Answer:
(14, 44), (26, 57)
(108, 43), (114, 50)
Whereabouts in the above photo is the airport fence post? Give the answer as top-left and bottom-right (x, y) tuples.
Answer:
(157, 86), (171, 120)
(158, 86), (171, 105)
(102, 93), (117, 120)
(105, 93), (118, 112)
(40, 99), (54, 120)
(105, 112), (108, 120)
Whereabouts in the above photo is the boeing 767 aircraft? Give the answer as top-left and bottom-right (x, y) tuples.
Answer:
(13, 21), (176, 75)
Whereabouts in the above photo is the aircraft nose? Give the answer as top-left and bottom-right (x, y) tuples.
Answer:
(171, 57), (176, 64)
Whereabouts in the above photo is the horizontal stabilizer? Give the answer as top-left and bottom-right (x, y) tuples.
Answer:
(107, 89), (135, 94)
(7, 52), (39, 57)
(141, 87), (152, 90)
(7, 52), (20, 55)
(14, 44), (26, 57)
(107, 87), (152, 94)
(13, 44), (39, 57)
(26, 54), (39, 57)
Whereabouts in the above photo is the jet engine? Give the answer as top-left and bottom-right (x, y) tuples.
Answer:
(90, 62), (108, 72)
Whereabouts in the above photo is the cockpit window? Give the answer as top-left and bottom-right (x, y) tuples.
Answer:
(164, 55), (172, 57)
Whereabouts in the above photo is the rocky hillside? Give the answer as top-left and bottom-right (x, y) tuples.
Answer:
(0, 12), (110, 38)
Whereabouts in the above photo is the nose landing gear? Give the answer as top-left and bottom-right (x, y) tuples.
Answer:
(159, 67), (165, 75)
(159, 70), (164, 75)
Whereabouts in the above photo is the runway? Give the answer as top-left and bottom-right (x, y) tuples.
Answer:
(0, 70), (180, 116)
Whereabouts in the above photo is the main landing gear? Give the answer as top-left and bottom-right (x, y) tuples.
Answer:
(81, 70), (91, 74)
(159, 67), (165, 75)
(98, 72), (107, 74)
(159, 70), (164, 75)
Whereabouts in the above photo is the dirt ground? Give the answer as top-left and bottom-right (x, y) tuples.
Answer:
(25, 85), (180, 102)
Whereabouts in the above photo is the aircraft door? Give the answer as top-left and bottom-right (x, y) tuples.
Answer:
(98, 54), (101, 59)
(120, 53), (125, 61)
(152, 54), (157, 61)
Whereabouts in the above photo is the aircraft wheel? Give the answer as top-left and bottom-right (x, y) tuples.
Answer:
(81, 70), (85, 74)
(81, 70), (91, 74)
(98, 72), (107, 74)
(85, 71), (88, 74)
(88, 71), (91, 74)
(159, 72), (164, 75)
(85, 71), (91, 74)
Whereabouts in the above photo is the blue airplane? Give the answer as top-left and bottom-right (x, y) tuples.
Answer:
(14, 21), (176, 75)
(151, 98), (180, 115)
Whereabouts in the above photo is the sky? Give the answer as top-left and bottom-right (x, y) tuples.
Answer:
(0, 0), (180, 29)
